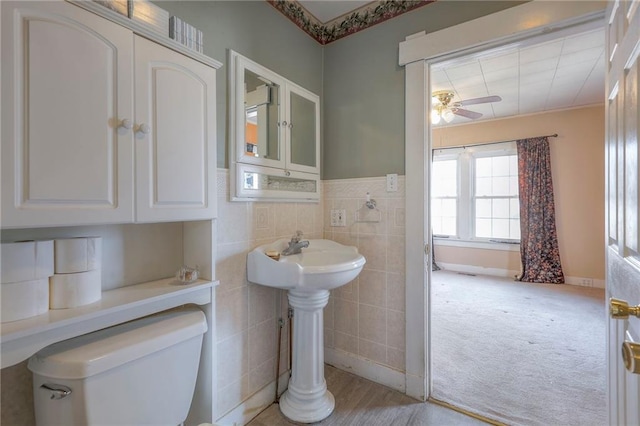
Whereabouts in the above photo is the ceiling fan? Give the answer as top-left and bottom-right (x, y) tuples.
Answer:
(431, 90), (502, 124)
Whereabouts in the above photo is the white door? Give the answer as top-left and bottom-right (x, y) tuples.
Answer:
(606, 0), (640, 424)
(134, 36), (216, 223)
(1, 1), (135, 227)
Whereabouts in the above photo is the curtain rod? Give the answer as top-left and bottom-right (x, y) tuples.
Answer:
(433, 133), (559, 151)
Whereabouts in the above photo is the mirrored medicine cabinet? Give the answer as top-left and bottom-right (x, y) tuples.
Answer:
(229, 50), (320, 202)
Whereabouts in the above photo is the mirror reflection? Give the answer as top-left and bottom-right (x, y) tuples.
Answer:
(244, 69), (280, 160)
(242, 171), (317, 193)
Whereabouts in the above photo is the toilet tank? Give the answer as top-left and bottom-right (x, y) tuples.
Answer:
(28, 307), (207, 426)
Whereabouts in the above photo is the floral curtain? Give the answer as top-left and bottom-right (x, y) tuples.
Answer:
(516, 137), (564, 284)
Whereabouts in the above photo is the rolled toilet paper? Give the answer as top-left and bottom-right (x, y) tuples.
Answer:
(1, 240), (54, 284)
(49, 269), (102, 309)
(54, 237), (102, 273)
(1, 278), (49, 322)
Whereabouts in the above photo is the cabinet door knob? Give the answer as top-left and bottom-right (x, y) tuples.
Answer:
(284, 170), (291, 176)
(118, 119), (133, 130)
(288, 122), (293, 129)
(136, 123), (151, 136)
(282, 121), (288, 127)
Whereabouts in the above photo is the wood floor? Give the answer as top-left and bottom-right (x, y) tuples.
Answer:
(248, 365), (488, 425)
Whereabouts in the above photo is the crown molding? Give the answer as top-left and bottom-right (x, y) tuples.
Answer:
(268, 0), (436, 45)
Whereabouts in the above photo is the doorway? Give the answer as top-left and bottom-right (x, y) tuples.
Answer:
(426, 24), (607, 423)
(399, 0), (607, 412)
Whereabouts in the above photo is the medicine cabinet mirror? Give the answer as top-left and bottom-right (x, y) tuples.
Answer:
(243, 68), (281, 162)
(229, 50), (320, 202)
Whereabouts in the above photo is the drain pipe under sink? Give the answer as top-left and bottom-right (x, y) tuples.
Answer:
(274, 305), (294, 403)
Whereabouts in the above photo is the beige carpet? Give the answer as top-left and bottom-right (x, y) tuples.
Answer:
(431, 270), (606, 426)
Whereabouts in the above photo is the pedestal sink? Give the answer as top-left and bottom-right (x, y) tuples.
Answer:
(247, 238), (366, 423)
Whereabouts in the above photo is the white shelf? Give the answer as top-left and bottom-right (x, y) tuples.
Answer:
(1, 278), (218, 369)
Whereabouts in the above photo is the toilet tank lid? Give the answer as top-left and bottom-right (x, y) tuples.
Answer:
(27, 307), (207, 379)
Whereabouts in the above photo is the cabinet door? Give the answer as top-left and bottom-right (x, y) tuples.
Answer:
(232, 52), (286, 170)
(134, 36), (216, 222)
(285, 83), (320, 174)
(1, 1), (135, 228)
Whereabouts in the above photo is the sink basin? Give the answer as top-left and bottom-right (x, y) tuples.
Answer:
(247, 239), (366, 291)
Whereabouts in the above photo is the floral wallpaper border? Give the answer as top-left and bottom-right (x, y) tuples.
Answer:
(267, 0), (436, 45)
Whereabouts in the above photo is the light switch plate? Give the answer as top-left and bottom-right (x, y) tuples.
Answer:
(330, 209), (346, 227)
(386, 174), (398, 192)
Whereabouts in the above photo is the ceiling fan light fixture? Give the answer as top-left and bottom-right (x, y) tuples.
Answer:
(431, 90), (456, 125)
(433, 90), (454, 106)
(431, 109), (441, 124)
(442, 108), (455, 123)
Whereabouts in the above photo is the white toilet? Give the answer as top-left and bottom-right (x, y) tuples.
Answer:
(27, 307), (207, 426)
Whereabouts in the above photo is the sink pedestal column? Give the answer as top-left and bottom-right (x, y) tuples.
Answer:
(279, 289), (334, 423)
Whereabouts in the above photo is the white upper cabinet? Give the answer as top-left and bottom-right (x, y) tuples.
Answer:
(1, 1), (218, 228)
(134, 36), (216, 223)
(1, 1), (135, 227)
(230, 50), (320, 201)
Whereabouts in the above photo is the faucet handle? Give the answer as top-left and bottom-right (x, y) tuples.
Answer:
(292, 230), (303, 242)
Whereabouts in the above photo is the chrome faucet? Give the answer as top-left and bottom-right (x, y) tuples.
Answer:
(281, 231), (309, 256)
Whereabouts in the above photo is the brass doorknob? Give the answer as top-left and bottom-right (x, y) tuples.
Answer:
(622, 341), (640, 374)
(610, 298), (640, 319)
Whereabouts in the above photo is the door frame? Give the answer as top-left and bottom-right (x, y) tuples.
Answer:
(399, 0), (607, 401)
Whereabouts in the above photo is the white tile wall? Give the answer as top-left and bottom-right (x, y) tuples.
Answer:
(323, 175), (406, 373)
(214, 169), (324, 417)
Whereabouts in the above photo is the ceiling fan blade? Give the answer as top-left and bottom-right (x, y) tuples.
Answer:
(458, 95), (502, 106)
(453, 108), (483, 119)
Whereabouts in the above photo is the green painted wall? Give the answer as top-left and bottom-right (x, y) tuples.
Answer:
(155, 1), (323, 169)
(322, 1), (526, 179)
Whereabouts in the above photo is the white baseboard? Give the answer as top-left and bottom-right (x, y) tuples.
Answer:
(325, 348), (406, 393)
(436, 262), (519, 279)
(437, 262), (605, 289)
(564, 276), (605, 288)
(215, 372), (290, 426)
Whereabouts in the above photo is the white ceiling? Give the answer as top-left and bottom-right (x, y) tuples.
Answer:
(431, 27), (605, 127)
(294, 1), (605, 127)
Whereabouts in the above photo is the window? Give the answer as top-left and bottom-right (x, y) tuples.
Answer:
(431, 158), (457, 236)
(431, 142), (520, 243)
(474, 154), (520, 240)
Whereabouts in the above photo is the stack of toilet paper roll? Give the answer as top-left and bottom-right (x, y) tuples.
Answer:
(1, 240), (54, 322)
(50, 237), (102, 309)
